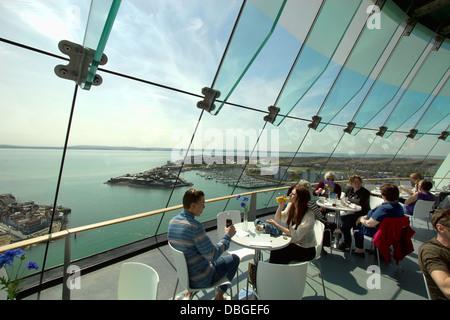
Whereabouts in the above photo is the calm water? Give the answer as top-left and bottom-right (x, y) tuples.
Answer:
(0, 148), (277, 268)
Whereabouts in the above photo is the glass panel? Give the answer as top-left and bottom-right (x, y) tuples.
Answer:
(315, 1), (408, 130)
(81, 0), (121, 90)
(382, 37), (450, 137)
(274, 0), (363, 126)
(0, 44), (78, 271)
(0, 0), (90, 54)
(351, 23), (434, 135)
(1, 0), (449, 282)
(211, 0), (287, 115)
(414, 59), (450, 138)
(223, 0), (324, 112)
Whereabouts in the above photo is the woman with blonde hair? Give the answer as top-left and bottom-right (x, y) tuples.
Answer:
(399, 172), (423, 197)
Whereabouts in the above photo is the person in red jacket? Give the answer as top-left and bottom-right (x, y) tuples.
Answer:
(373, 216), (415, 265)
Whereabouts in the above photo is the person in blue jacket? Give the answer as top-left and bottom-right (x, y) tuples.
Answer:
(168, 189), (239, 300)
(352, 183), (404, 258)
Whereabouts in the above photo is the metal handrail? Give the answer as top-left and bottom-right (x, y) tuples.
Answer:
(0, 185), (290, 253)
(1, 176), (447, 253)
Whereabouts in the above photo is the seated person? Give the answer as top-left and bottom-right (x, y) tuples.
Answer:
(293, 179), (336, 250)
(168, 189), (239, 300)
(404, 179), (436, 215)
(288, 179), (324, 221)
(267, 186), (316, 264)
(419, 209), (450, 300)
(313, 171), (342, 200)
(314, 172), (342, 215)
(399, 172), (423, 203)
(352, 184), (404, 258)
(336, 175), (371, 251)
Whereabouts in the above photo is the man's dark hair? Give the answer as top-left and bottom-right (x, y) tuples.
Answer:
(380, 183), (399, 202)
(183, 189), (205, 209)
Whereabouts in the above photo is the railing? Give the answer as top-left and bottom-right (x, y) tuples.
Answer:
(1, 176), (448, 299)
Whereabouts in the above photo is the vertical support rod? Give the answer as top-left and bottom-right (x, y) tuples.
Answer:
(62, 233), (71, 300)
(249, 193), (257, 221)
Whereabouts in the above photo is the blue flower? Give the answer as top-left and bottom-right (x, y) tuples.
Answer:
(236, 195), (241, 200)
(240, 202), (246, 208)
(0, 249), (23, 268)
(25, 262), (39, 270)
(242, 197), (249, 202)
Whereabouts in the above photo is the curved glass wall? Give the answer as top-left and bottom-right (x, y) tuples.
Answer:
(0, 0), (449, 277)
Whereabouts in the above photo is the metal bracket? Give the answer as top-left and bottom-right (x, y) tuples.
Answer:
(438, 131), (449, 141)
(431, 35), (445, 51)
(343, 121), (356, 134)
(264, 105), (280, 124)
(54, 40), (107, 88)
(402, 18), (417, 37)
(197, 87), (221, 113)
(308, 115), (322, 130)
(376, 126), (388, 137)
(407, 129), (418, 139)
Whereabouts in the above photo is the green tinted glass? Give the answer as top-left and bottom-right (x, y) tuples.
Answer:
(211, 0), (287, 115)
(274, 0), (362, 126)
(81, 0), (121, 90)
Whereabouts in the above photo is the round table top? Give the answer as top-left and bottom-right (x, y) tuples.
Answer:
(316, 200), (361, 213)
(231, 222), (291, 251)
(370, 188), (410, 198)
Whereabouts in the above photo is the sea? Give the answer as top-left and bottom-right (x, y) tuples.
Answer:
(1, 147), (444, 271)
(0, 148), (287, 269)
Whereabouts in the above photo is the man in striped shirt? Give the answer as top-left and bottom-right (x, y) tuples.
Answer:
(168, 189), (239, 300)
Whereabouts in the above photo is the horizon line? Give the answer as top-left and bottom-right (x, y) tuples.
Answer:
(0, 144), (445, 159)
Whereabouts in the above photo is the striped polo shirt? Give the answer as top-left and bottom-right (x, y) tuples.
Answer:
(168, 210), (231, 289)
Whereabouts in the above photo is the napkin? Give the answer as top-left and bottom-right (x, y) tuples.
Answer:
(235, 228), (249, 238)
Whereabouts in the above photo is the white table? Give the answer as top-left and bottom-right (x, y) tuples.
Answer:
(370, 188), (409, 198)
(231, 222), (291, 262)
(316, 200), (361, 248)
(316, 200), (361, 221)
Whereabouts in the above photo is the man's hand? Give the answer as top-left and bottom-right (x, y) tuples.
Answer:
(225, 224), (236, 237)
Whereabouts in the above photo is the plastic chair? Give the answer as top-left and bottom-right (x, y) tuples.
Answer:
(217, 210), (255, 295)
(255, 261), (308, 300)
(407, 200), (435, 230)
(307, 220), (327, 298)
(117, 262), (159, 300)
(422, 273), (432, 300)
(370, 195), (384, 209)
(169, 243), (232, 300)
(350, 231), (380, 268)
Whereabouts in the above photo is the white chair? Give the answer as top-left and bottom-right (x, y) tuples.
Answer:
(350, 230), (380, 268)
(422, 273), (432, 300)
(370, 195), (384, 209)
(307, 220), (327, 298)
(169, 243), (232, 300)
(407, 200), (435, 230)
(217, 210), (255, 295)
(117, 262), (159, 300)
(255, 261), (308, 300)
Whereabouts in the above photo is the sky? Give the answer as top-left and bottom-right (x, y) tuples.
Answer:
(0, 0), (449, 158)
